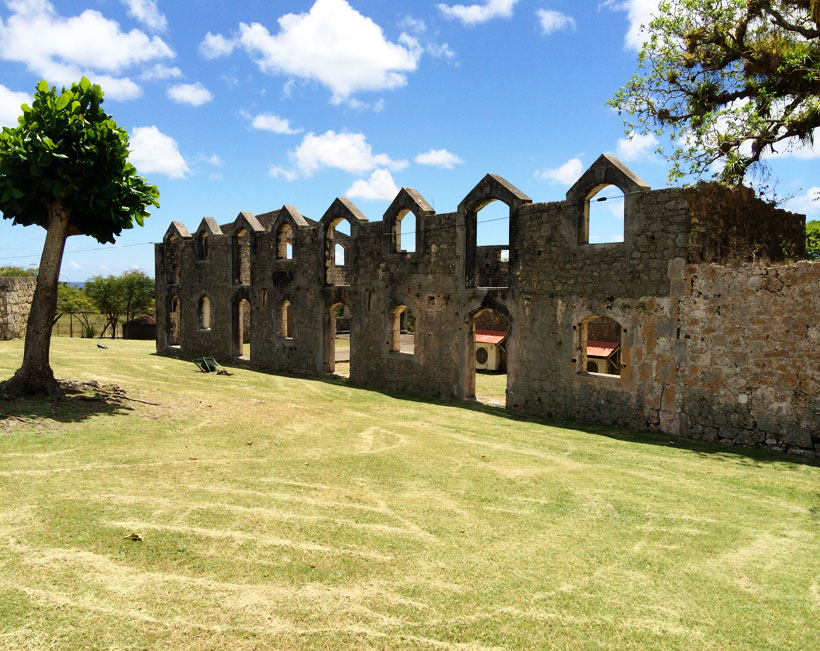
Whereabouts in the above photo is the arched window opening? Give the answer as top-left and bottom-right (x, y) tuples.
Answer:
(233, 298), (251, 359)
(335, 243), (348, 266)
(277, 223), (293, 260)
(393, 210), (417, 253)
(277, 300), (293, 339)
(470, 308), (509, 406)
(197, 231), (209, 261)
(577, 315), (622, 377)
(165, 234), (180, 286)
(168, 295), (180, 346)
(326, 218), (352, 286)
(474, 200), (510, 288)
(233, 228), (251, 285)
(582, 185), (624, 244)
(325, 301), (351, 377)
(198, 296), (211, 330)
(388, 305), (415, 355)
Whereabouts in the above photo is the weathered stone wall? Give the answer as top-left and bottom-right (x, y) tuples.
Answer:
(684, 184), (806, 263)
(0, 277), (36, 340)
(156, 154), (815, 457)
(672, 261), (820, 456)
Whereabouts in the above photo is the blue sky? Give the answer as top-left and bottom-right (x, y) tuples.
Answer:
(0, 0), (817, 281)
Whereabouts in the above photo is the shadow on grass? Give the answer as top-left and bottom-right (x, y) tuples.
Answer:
(0, 391), (133, 427)
(328, 381), (820, 468)
(152, 353), (819, 468)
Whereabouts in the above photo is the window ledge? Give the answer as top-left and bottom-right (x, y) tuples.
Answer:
(579, 371), (621, 380)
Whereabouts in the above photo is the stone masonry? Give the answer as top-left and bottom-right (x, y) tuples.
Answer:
(155, 155), (818, 458)
(0, 277), (35, 340)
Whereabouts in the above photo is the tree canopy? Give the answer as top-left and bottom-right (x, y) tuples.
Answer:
(609, 0), (820, 186)
(0, 265), (37, 277)
(86, 270), (155, 338)
(53, 283), (96, 329)
(0, 78), (158, 242)
(0, 78), (159, 395)
(807, 219), (820, 258)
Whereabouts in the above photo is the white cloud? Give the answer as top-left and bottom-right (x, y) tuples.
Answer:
(602, 0), (659, 50)
(399, 16), (426, 34)
(536, 9), (576, 34)
(427, 42), (456, 58)
(200, 153), (224, 167)
(121, 0), (167, 32)
(251, 113), (301, 135)
(268, 165), (299, 182)
(230, 0), (422, 103)
(286, 130), (408, 177)
(615, 132), (659, 161)
(141, 63), (182, 80)
(346, 169), (399, 201)
(437, 0), (519, 25)
(399, 15), (454, 59)
(79, 75), (142, 100)
(536, 157), (584, 185)
(415, 148), (464, 169)
(129, 125), (189, 178)
(0, 0), (174, 100)
(0, 84), (30, 127)
(767, 128), (820, 160)
(167, 82), (213, 106)
(199, 32), (236, 59)
(784, 187), (820, 216)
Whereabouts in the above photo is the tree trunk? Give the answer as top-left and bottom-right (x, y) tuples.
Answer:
(1, 201), (71, 397)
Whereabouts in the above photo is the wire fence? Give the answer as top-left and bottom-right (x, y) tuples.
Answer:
(51, 314), (119, 338)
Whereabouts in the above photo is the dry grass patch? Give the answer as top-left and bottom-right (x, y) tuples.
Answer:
(0, 338), (819, 649)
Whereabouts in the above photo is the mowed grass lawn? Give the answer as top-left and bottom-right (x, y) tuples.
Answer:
(0, 339), (818, 649)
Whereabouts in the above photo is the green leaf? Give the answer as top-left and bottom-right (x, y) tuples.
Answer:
(55, 92), (71, 111)
(36, 80), (48, 93)
(9, 188), (24, 199)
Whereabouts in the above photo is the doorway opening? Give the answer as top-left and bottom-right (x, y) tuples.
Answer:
(232, 297), (251, 359)
(468, 307), (509, 406)
(325, 301), (351, 377)
(168, 295), (180, 347)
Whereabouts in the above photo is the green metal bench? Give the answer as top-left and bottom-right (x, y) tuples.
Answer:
(192, 357), (230, 375)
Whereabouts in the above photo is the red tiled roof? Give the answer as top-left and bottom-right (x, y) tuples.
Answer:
(475, 329), (507, 345)
(587, 340), (619, 358)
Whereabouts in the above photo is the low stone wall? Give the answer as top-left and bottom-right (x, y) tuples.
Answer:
(0, 277), (35, 340)
(674, 261), (820, 457)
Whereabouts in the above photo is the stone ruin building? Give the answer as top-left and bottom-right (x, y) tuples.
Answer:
(155, 155), (819, 458)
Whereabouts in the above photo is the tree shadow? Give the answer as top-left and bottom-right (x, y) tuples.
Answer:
(0, 380), (135, 428)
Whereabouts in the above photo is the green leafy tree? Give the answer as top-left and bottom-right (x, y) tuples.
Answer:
(609, 0), (820, 186)
(86, 270), (154, 338)
(85, 275), (123, 339)
(53, 283), (96, 335)
(0, 78), (158, 395)
(807, 219), (820, 258)
(119, 269), (155, 324)
(0, 265), (37, 277)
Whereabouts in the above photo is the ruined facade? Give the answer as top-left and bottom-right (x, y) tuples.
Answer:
(0, 277), (35, 340)
(155, 155), (818, 457)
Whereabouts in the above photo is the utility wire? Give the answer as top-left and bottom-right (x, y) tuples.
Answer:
(0, 190), (634, 261)
(0, 241), (155, 262)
